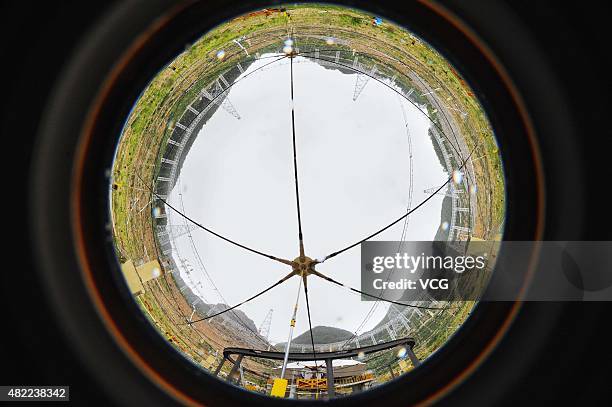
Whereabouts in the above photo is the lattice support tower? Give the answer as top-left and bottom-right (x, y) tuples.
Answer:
(353, 62), (378, 101)
(258, 309), (273, 343)
(424, 185), (462, 197)
(200, 77), (241, 120)
(156, 223), (198, 241)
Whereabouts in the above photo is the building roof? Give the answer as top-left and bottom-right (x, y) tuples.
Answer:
(278, 359), (364, 369)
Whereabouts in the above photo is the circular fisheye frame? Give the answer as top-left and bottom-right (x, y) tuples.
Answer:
(109, 4), (505, 400)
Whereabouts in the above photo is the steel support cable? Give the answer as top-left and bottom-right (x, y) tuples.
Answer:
(302, 280), (319, 368)
(287, 37), (319, 367)
(289, 54), (306, 256)
(290, 37), (324, 371)
(136, 173), (293, 267)
(185, 270), (296, 325)
(317, 150), (475, 263)
(289, 45), (318, 368)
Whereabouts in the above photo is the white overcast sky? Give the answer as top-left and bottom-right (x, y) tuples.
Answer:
(169, 54), (446, 344)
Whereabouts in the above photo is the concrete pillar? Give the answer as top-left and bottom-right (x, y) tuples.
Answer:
(213, 358), (225, 376)
(326, 358), (335, 398)
(406, 345), (421, 367)
(227, 355), (244, 384)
